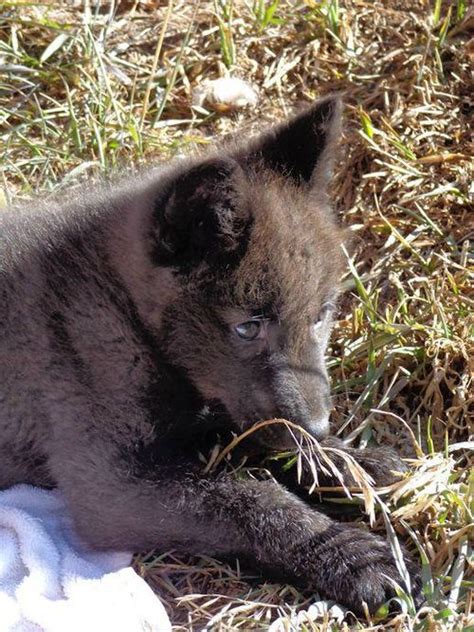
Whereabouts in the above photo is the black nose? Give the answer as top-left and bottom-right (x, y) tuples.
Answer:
(273, 391), (331, 442)
(305, 414), (330, 440)
(255, 411), (330, 450)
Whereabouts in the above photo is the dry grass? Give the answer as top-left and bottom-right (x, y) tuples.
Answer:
(1, 0), (472, 630)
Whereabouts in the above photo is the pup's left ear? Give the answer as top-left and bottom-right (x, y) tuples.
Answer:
(237, 95), (342, 189)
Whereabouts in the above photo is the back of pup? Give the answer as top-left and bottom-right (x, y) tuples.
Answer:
(0, 183), (143, 487)
(1, 200), (59, 486)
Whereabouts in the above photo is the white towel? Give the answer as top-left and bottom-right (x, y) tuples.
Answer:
(0, 485), (171, 632)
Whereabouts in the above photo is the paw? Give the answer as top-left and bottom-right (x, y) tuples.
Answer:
(320, 438), (408, 487)
(293, 527), (422, 615)
(348, 446), (408, 486)
(268, 439), (408, 495)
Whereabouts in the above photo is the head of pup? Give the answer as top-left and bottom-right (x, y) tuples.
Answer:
(148, 96), (345, 449)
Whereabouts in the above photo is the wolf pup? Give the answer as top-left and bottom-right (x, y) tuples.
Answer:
(0, 96), (420, 614)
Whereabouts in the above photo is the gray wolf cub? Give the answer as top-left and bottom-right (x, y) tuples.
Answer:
(0, 96), (420, 614)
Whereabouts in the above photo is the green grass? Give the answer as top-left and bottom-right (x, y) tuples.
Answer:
(1, 1), (472, 630)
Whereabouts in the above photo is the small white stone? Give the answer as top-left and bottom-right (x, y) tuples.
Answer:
(268, 597), (347, 631)
(193, 77), (258, 112)
(304, 600), (346, 624)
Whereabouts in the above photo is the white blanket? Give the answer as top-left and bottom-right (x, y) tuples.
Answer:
(0, 485), (171, 632)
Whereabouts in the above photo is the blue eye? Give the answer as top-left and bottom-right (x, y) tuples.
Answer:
(234, 320), (262, 341)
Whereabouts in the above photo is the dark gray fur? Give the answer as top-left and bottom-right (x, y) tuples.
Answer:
(0, 96), (420, 615)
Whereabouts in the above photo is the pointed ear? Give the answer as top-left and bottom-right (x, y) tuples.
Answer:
(151, 158), (252, 273)
(237, 95), (342, 188)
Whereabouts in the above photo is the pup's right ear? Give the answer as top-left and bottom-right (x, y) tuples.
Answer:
(151, 157), (251, 273)
(236, 95), (342, 191)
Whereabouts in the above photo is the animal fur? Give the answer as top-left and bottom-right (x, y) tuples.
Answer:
(0, 96), (420, 614)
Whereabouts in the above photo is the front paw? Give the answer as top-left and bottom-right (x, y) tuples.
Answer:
(291, 526), (422, 615)
(267, 440), (408, 498)
(348, 446), (408, 486)
(321, 438), (408, 487)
